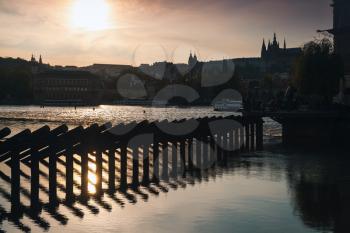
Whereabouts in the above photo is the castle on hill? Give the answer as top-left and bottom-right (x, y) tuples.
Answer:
(30, 54), (43, 65)
(188, 52), (198, 67)
(260, 33), (302, 71)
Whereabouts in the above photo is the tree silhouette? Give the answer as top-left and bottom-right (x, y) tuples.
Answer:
(0, 58), (33, 103)
(292, 38), (344, 103)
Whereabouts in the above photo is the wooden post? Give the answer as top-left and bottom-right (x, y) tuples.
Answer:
(196, 138), (202, 170)
(142, 144), (150, 184)
(210, 135), (217, 166)
(245, 122), (250, 152)
(240, 127), (245, 152)
(80, 150), (89, 197)
(188, 139), (194, 170)
(222, 132), (228, 164)
(256, 118), (264, 150)
(171, 142), (178, 179)
(234, 128), (239, 152)
(95, 149), (103, 195)
(120, 143), (128, 189)
(11, 150), (20, 212)
(217, 133), (223, 162)
(31, 150), (40, 209)
(250, 122), (255, 151)
(162, 142), (169, 181)
(202, 136), (209, 170)
(66, 146), (74, 199)
(152, 140), (160, 182)
(223, 132), (228, 153)
(180, 140), (186, 177)
(108, 147), (116, 192)
(132, 146), (139, 186)
(49, 150), (58, 204)
(228, 130), (233, 152)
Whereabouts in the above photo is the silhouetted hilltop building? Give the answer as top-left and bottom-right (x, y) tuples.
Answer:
(188, 52), (198, 67)
(33, 70), (102, 105)
(139, 61), (183, 81)
(29, 54), (49, 73)
(261, 33), (302, 72)
(30, 54), (36, 64)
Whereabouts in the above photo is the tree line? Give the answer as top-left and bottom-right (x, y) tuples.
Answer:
(0, 57), (34, 104)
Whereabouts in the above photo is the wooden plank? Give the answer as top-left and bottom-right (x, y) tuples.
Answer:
(0, 129), (31, 157)
(0, 128), (11, 140)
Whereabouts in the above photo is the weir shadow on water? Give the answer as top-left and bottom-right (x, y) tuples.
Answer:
(0, 116), (263, 233)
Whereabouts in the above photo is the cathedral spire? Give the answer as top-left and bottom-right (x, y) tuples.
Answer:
(30, 54), (36, 63)
(272, 32), (279, 48)
(262, 39), (266, 49)
(284, 38), (286, 50)
(39, 55), (43, 64)
(261, 39), (267, 58)
(188, 51), (198, 66)
(193, 52), (198, 63)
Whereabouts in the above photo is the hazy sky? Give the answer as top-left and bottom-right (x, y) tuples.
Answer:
(0, 0), (333, 66)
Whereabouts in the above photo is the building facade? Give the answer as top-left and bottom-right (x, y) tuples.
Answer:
(33, 70), (102, 105)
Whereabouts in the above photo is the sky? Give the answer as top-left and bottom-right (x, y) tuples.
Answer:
(0, 0), (333, 66)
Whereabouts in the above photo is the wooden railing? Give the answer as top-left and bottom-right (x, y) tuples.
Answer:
(0, 115), (263, 233)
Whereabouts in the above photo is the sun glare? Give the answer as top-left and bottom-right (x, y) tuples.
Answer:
(70, 0), (111, 31)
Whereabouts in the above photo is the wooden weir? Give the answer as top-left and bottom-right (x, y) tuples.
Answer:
(0, 115), (263, 232)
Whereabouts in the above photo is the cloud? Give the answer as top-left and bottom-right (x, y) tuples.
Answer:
(0, 1), (22, 15)
(0, 0), (332, 66)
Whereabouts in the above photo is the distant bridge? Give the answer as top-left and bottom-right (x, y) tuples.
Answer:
(243, 110), (350, 146)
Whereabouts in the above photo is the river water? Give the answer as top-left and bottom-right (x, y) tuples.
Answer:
(0, 106), (347, 233)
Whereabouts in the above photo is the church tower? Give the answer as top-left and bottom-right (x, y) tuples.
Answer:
(272, 33), (279, 48)
(188, 52), (193, 65)
(30, 54), (36, 63)
(188, 52), (198, 67)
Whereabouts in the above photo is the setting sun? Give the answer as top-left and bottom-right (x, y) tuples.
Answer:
(70, 0), (111, 31)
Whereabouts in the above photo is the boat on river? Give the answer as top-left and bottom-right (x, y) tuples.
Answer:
(213, 100), (243, 112)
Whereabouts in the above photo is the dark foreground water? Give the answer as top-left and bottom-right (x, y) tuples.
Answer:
(0, 106), (348, 233)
